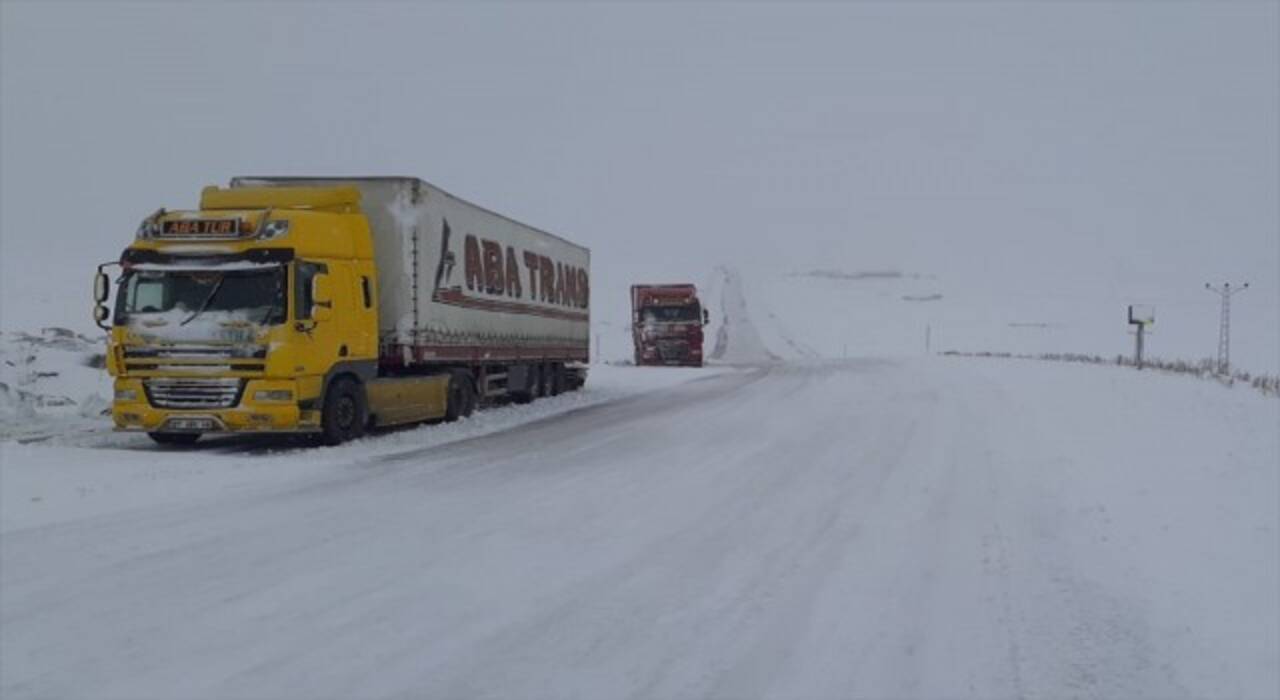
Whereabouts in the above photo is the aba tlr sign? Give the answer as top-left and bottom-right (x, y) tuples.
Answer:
(161, 219), (242, 237)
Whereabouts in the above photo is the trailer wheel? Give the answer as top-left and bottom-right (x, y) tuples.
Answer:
(148, 432), (200, 446)
(532, 364), (546, 399)
(445, 370), (475, 422)
(512, 363), (537, 401)
(548, 363), (564, 396)
(462, 372), (477, 417)
(320, 376), (367, 445)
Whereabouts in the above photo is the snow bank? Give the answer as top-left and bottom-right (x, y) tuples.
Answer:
(707, 267), (780, 365)
(0, 363), (730, 531)
(0, 329), (112, 444)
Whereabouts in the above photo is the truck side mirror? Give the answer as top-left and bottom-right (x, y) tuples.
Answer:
(311, 274), (333, 321)
(93, 305), (109, 324)
(93, 271), (110, 302)
(311, 273), (332, 305)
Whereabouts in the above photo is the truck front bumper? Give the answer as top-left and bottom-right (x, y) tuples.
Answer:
(638, 343), (703, 366)
(111, 378), (321, 434)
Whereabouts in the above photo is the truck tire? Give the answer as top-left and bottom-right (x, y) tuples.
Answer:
(445, 370), (475, 421)
(532, 364), (546, 399)
(511, 365), (535, 404)
(462, 372), (477, 417)
(548, 363), (564, 396)
(148, 432), (200, 446)
(320, 376), (367, 445)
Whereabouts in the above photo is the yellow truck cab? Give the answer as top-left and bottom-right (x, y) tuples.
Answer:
(94, 178), (590, 446)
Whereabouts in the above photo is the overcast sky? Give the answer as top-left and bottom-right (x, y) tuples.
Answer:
(2, 1), (1276, 356)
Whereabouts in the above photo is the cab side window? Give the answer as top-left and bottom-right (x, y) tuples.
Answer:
(294, 261), (328, 320)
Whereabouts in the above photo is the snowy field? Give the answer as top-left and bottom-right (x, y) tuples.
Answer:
(731, 267), (1279, 376)
(1, 271), (1277, 699)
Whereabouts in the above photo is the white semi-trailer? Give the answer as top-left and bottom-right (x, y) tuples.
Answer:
(95, 176), (589, 445)
(232, 176), (590, 368)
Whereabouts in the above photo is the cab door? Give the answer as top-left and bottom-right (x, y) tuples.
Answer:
(292, 259), (347, 378)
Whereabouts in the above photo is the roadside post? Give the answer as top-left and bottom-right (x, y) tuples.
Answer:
(1128, 305), (1155, 369)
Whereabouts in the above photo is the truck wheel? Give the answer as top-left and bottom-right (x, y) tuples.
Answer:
(548, 364), (564, 396)
(511, 365), (534, 404)
(148, 432), (200, 446)
(462, 372), (477, 417)
(445, 370), (475, 421)
(320, 377), (367, 445)
(532, 364), (546, 399)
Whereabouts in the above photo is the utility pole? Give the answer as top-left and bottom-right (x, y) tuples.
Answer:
(1204, 282), (1249, 374)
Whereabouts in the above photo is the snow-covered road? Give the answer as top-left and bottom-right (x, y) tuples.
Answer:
(3, 357), (1275, 699)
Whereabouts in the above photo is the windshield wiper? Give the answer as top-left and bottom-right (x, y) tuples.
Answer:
(180, 274), (227, 326)
(256, 300), (278, 325)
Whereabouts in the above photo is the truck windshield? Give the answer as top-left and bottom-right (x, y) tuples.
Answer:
(642, 305), (701, 323)
(115, 267), (287, 327)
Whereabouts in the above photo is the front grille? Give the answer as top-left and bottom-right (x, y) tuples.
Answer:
(657, 340), (689, 362)
(144, 378), (244, 409)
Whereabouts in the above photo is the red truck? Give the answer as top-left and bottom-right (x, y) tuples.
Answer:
(631, 284), (708, 367)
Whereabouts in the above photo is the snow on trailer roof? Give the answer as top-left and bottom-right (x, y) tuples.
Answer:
(229, 176), (589, 254)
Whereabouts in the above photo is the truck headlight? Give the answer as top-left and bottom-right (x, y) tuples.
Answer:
(259, 219), (290, 240)
(134, 221), (159, 240)
(114, 388), (138, 401)
(253, 390), (293, 402)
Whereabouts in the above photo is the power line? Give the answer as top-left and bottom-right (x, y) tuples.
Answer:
(1204, 282), (1249, 375)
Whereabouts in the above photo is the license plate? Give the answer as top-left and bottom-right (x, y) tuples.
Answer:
(161, 219), (241, 237)
(168, 418), (216, 431)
